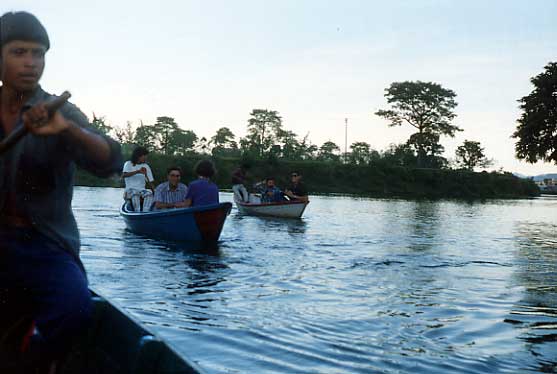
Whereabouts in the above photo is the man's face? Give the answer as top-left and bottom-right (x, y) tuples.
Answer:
(167, 170), (181, 186)
(266, 179), (275, 188)
(291, 173), (301, 184)
(0, 40), (46, 92)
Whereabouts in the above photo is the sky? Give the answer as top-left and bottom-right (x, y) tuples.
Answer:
(4, 0), (557, 175)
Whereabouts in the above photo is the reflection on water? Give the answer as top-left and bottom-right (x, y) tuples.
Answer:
(508, 222), (557, 372)
(74, 188), (557, 374)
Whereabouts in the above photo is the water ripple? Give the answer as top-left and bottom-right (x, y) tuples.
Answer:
(74, 188), (557, 373)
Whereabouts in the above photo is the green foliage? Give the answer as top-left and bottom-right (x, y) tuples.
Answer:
(210, 127), (238, 156)
(75, 153), (539, 199)
(455, 140), (493, 170)
(349, 141), (373, 164)
(113, 121), (135, 145)
(375, 81), (462, 167)
(169, 128), (197, 155)
(152, 116), (179, 155)
(133, 121), (156, 149)
(90, 114), (112, 135)
(513, 62), (557, 164)
(243, 109), (283, 156)
(318, 141), (341, 162)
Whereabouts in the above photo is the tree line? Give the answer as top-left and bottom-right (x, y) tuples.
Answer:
(89, 61), (555, 175)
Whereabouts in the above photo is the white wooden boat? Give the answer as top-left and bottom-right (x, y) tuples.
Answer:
(235, 195), (308, 218)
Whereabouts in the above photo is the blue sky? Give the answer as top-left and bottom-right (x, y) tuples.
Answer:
(5, 0), (557, 174)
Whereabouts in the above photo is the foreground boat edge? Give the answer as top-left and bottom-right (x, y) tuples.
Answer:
(60, 288), (205, 374)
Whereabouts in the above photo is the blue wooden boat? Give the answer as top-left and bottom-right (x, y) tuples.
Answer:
(120, 202), (232, 242)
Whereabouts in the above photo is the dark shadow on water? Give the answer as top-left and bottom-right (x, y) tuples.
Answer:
(407, 201), (441, 252)
(121, 227), (222, 256)
(232, 213), (308, 237)
(508, 221), (557, 370)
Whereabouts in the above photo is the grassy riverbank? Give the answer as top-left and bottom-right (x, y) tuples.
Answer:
(75, 154), (539, 199)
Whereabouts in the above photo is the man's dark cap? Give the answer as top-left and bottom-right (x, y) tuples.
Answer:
(0, 11), (50, 50)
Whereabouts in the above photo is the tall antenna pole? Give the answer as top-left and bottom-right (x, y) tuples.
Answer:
(344, 117), (348, 163)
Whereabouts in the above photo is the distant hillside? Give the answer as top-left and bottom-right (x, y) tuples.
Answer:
(532, 173), (557, 181)
(513, 173), (557, 181)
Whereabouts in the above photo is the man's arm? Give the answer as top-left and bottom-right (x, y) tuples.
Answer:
(284, 189), (309, 202)
(122, 168), (145, 178)
(23, 101), (122, 176)
(24, 106), (111, 163)
(155, 201), (176, 209)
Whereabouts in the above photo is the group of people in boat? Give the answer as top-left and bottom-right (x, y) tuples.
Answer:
(124, 149), (309, 212)
(231, 164), (309, 204)
(123, 146), (219, 212)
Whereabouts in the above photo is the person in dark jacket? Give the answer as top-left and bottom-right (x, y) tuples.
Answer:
(231, 163), (249, 202)
(284, 171), (309, 202)
(0, 11), (123, 371)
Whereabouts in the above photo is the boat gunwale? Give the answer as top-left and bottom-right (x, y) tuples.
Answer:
(120, 202), (232, 220)
(236, 200), (308, 208)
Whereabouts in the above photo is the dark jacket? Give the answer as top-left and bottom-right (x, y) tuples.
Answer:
(0, 86), (123, 257)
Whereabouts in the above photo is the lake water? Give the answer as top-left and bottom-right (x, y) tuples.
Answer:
(74, 187), (557, 373)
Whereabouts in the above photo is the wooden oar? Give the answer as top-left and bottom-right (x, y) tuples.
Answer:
(0, 91), (71, 156)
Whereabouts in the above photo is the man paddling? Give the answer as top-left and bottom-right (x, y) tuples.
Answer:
(284, 171), (309, 203)
(0, 11), (122, 371)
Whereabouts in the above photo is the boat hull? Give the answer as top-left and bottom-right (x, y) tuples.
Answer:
(120, 202), (232, 241)
(61, 289), (203, 373)
(236, 199), (308, 218)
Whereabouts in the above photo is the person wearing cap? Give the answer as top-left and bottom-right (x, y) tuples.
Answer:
(284, 171), (309, 202)
(0, 11), (123, 370)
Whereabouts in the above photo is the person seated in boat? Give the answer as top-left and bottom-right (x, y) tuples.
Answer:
(260, 177), (285, 203)
(284, 171), (309, 203)
(231, 162), (250, 202)
(154, 166), (189, 209)
(183, 159), (219, 207)
(122, 146), (155, 211)
(0, 11), (123, 372)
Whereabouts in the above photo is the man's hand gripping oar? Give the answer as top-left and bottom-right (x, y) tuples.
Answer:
(0, 91), (71, 156)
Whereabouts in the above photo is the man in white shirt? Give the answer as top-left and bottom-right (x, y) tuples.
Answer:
(122, 146), (155, 211)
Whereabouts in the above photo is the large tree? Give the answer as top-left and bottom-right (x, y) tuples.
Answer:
(455, 140), (493, 170)
(318, 141), (341, 162)
(406, 132), (447, 168)
(513, 62), (557, 164)
(153, 116), (179, 155)
(349, 141), (373, 165)
(375, 81), (461, 167)
(246, 109), (282, 156)
(275, 129), (300, 159)
(210, 127), (237, 149)
(133, 121), (156, 150)
(170, 128), (198, 155)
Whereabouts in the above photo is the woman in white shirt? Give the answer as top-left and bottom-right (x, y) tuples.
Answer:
(122, 146), (155, 211)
